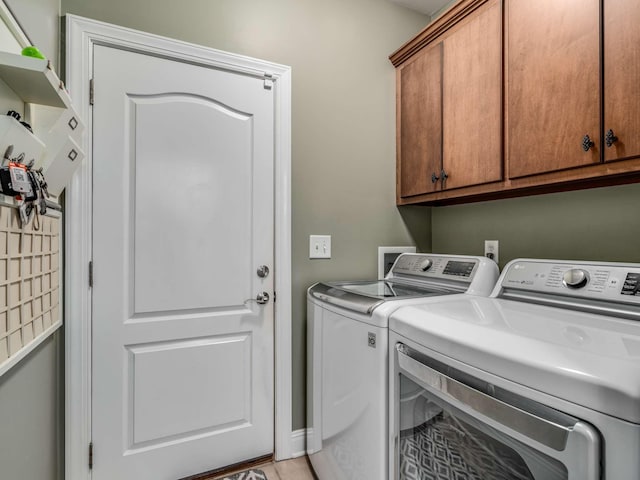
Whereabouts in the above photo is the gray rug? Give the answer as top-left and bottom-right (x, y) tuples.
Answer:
(219, 469), (268, 480)
(399, 413), (534, 480)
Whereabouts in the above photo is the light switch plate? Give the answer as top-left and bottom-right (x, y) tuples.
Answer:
(310, 235), (331, 259)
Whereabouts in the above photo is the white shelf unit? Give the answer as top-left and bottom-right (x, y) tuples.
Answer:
(0, 51), (69, 107)
(0, 50), (85, 201)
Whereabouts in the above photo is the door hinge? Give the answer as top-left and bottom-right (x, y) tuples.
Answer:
(89, 261), (93, 288)
(273, 291), (276, 303)
(263, 73), (273, 90)
(89, 442), (93, 470)
(89, 78), (94, 105)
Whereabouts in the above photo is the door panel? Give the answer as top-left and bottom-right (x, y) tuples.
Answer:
(443, 0), (502, 189)
(604, 0), (640, 162)
(507, 0), (600, 178)
(92, 45), (274, 480)
(128, 334), (251, 446)
(131, 94), (253, 313)
(398, 43), (442, 197)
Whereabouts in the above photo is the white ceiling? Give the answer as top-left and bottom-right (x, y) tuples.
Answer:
(389, 0), (453, 17)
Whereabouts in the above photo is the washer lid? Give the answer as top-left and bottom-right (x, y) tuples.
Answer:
(309, 280), (460, 314)
(390, 296), (640, 423)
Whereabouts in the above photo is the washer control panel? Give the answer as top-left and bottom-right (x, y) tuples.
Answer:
(500, 260), (640, 304)
(390, 254), (478, 282)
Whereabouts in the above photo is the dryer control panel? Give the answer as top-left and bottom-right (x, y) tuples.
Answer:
(390, 254), (479, 283)
(499, 259), (640, 305)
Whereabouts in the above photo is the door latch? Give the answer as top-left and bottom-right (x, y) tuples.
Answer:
(256, 292), (270, 304)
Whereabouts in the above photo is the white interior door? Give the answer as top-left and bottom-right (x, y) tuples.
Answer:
(91, 44), (275, 480)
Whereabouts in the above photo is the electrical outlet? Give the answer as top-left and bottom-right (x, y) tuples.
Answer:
(310, 235), (331, 259)
(484, 240), (499, 264)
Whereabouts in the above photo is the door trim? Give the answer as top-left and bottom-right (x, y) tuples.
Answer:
(65, 15), (292, 479)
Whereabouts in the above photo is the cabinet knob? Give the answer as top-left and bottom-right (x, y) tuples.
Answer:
(582, 134), (595, 152)
(431, 172), (439, 183)
(441, 169), (449, 181)
(605, 129), (619, 148)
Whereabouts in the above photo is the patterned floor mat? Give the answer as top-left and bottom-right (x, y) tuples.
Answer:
(399, 413), (534, 480)
(218, 469), (268, 480)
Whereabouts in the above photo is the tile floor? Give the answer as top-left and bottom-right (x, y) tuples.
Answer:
(213, 456), (316, 480)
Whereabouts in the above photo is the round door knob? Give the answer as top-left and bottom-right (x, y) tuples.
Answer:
(420, 259), (433, 272)
(582, 135), (595, 152)
(257, 265), (270, 278)
(562, 269), (589, 289)
(256, 292), (270, 304)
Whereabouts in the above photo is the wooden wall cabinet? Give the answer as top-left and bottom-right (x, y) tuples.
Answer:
(392, 0), (502, 204)
(506, 0), (640, 185)
(392, 0), (640, 206)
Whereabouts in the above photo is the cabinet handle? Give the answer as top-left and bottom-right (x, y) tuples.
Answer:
(582, 135), (595, 152)
(431, 172), (439, 183)
(605, 129), (619, 148)
(441, 169), (449, 183)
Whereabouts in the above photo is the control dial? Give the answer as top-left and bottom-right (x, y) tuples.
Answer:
(420, 258), (433, 272)
(562, 269), (589, 289)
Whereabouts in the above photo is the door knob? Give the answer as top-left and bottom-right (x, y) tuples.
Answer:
(431, 172), (439, 183)
(256, 292), (270, 305)
(605, 129), (618, 148)
(257, 265), (270, 278)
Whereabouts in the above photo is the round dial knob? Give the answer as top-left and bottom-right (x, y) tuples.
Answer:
(420, 259), (433, 272)
(562, 269), (589, 289)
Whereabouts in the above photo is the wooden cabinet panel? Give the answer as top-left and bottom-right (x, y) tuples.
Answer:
(392, 0), (640, 206)
(604, 0), (640, 162)
(398, 43), (442, 198)
(507, 0), (600, 178)
(443, 0), (501, 189)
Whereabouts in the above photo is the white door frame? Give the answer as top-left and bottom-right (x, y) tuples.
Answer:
(65, 15), (292, 479)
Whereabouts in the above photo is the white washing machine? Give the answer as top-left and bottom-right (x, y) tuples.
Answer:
(389, 258), (640, 480)
(306, 253), (499, 480)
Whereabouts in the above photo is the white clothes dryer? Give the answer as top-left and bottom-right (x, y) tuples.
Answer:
(389, 258), (640, 480)
(306, 253), (499, 480)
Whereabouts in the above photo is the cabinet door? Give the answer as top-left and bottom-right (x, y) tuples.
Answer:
(398, 43), (442, 198)
(507, 0), (600, 178)
(604, 0), (640, 162)
(442, 0), (502, 190)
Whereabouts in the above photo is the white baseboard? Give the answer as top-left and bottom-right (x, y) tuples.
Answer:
(290, 429), (307, 458)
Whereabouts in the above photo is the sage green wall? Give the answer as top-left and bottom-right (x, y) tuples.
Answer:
(5, 0), (60, 66)
(60, 0), (431, 430)
(0, 333), (64, 480)
(432, 183), (640, 269)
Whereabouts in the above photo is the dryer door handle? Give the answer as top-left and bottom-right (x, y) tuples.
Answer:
(396, 345), (601, 478)
(398, 349), (570, 449)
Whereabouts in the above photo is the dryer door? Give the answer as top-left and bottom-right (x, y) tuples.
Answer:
(392, 344), (601, 480)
